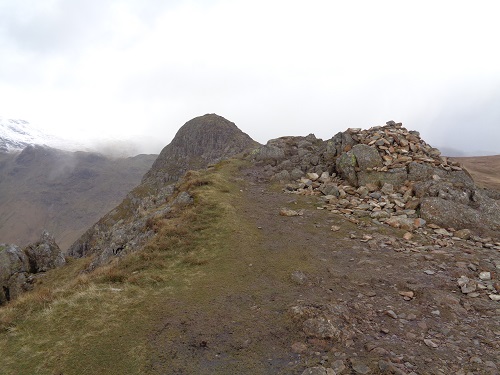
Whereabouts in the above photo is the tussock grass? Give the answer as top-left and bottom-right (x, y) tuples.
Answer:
(0, 158), (249, 375)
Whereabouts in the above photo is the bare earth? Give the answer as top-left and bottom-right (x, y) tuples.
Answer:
(146, 165), (500, 374)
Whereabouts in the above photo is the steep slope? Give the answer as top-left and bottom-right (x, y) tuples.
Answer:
(68, 114), (258, 262)
(0, 145), (156, 250)
(142, 113), (258, 186)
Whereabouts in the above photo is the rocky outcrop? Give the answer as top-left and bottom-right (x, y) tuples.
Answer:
(0, 231), (67, 304)
(254, 121), (499, 238)
(69, 114), (258, 267)
(143, 114), (258, 187)
(24, 231), (66, 273)
(0, 244), (32, 304)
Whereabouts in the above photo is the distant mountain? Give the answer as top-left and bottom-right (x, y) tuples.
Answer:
(0, 145), (156, 250)
(0, 116), (84, 152)
(69, 113), (259, 262)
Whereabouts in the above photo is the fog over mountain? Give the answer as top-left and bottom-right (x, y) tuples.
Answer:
(0, 1), (499, 156)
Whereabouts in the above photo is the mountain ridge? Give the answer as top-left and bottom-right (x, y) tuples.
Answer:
(0, 145), (156, 249)
(0, 115), (499, 374)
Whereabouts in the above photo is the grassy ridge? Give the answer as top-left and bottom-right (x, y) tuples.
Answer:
(0, 159), (248, 374)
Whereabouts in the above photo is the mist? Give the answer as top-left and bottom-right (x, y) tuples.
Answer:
(1, 0), (499, 157)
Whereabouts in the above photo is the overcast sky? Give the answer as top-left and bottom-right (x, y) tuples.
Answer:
(1, 0), (499, 156)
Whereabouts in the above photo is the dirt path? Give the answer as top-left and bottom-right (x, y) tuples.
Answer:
(146, 166), (500, 374)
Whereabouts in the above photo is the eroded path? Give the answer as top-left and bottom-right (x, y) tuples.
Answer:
(147, 166), (500, 374)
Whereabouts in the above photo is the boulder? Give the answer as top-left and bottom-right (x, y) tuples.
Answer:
(420, 195), (500, 237)
(0, 244), (31, 304)
(255, 145), (286, 166)
(351, 144), (383, 170)
(24, 231), (66, 273)
(336, 152), (358, 186)
(357, 168), (408, 188)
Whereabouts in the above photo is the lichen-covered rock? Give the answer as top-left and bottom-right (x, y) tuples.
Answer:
(420, 194), (499, 237)
(254, 145), (286, 166)
(351, 144), (383, 170)
(336, 151), (358, 186)
(357, 168), (408, 188)
(302, 317), (340, 339)
(24, 231), (65, 273)
(0, 244), (31, 304)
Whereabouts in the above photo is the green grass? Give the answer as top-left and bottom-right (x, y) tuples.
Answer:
(0, 158), (257, 374)
(0, 157), (324, 374)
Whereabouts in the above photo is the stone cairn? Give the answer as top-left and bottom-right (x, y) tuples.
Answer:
(253, 120), (500, 243)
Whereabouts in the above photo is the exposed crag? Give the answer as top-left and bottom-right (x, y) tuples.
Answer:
(252, 121), (499, 238)
(142, 113), (258, 187)
(0, 231), (65, 304)
(68, 114), (259, 266)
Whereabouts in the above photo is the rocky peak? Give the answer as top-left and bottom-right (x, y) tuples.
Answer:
(143, 114), (258, 186)
(69, 114), (258, 264)
(252, 120), (499, 238)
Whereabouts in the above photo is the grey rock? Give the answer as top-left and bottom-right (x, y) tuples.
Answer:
(255, 145), (286, 165)
(0, 244), (31, 304)
(291, 270), (308, 285)
(290, 168), (304, 180)
(357, 168), (408, 189)
(301, 366), (333, 375)
(327, 131), (356, 157)
(24, 231), (65, 273)
(351, 359), (372, 374)
(303, 317), (340, 339)
(336, 151), (358, 186)
(172, 191), (193, 206)
(272, 170), (291, 182)
(320, 183), (340, 197)
(420, 196), (499, 237)
(331, 359), (347, 374)
(351, 144), (383, 170)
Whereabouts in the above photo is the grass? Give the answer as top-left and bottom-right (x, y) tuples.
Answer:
(0, 158), (249, 375)
(0, 156), (326, 374)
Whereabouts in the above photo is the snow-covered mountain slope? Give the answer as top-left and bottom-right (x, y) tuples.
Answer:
(0, 117), (85, 152)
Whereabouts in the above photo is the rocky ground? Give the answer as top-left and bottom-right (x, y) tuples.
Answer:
(146, 163), (499, 375)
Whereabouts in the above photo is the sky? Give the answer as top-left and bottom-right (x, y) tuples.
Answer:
(0, 0), (499, 156)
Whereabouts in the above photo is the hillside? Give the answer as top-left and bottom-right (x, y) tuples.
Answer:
(0, 146), (156, 250)
(451, 155), (500, 192)
(0, 117), (498, 374)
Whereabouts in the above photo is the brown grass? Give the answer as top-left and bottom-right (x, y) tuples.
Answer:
(452, 155), (500, 191)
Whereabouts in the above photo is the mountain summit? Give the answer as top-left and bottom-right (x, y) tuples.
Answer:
(142, 114), (258, 186)
(69, 114), (259, 261)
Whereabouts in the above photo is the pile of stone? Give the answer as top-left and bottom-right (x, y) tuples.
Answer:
(338, 121), (461, 171)
(253, 121), (500, 238)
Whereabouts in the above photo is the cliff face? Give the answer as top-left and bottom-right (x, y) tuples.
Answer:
(143, 114), (258, 187)
(68, 114), (259, 265)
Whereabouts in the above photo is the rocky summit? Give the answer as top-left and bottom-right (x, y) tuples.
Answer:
(68, 114), (258, 265)
(142, 113), (258, 187)
(1, 116), (499, 375)
(253, 120), (499, 238)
